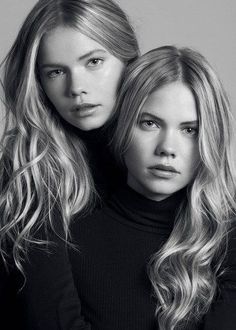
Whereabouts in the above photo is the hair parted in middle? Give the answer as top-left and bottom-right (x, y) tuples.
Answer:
(112, 46), (236, 329)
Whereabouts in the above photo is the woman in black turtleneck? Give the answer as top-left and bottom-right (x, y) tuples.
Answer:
(69, 47), (236, 330)
(0, 1), (139, 329)
(69, 186), (187, 330)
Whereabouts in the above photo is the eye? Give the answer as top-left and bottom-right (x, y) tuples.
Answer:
(183, 127), (198, 136)
(46, 69), (65, 79)
(87, 58), (104, 67)
(139, 120), (159, 130)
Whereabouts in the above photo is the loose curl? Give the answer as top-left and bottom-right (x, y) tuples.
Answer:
(0, 0), (139, 273)
(112, 46), (236, 329)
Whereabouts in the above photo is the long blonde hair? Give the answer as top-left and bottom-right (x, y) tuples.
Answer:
(0, 0), (139, 273)
(112, 46), (236, 329)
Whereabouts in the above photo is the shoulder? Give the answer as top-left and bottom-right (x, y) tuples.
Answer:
(69, 203), (120, 248)
(70, 208), (106, 236)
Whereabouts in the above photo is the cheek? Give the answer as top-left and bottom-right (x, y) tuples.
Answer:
(184, 144), (200, 173)
(40, 83), (66, 116)
(40, 74), (65, 98)
(99, 63), (124, 95)
(100, 76), (120, 98)
(45, 85), (64, 108)
(41, 80), (56, 100)
(124, 143), (146, 171)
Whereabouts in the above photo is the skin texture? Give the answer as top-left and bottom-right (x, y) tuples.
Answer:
(38, 26), (125, 131)
(124, 82), (200, 201)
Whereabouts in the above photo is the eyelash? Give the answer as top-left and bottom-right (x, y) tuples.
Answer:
(45, 57), (104, 78)
(46, 69), (65, 79)
(87, 57), (104, 67)
(139, 120), (160, 129)
(139, 120), (198, 136)
(182, 127), (198, 136)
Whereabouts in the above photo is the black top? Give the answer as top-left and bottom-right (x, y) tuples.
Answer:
(69, 122), (125, 201)
(0, 215), (91, 330)
(0, 126), (122, 330)
(69, 185), (236, 330)
(1, 121), (236, 329)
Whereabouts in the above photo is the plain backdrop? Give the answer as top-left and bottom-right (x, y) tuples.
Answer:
(0, 0), (236, 137)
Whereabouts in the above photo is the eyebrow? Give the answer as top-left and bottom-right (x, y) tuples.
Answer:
(39, 49), (107, 69)
(140, 112), (198, 126)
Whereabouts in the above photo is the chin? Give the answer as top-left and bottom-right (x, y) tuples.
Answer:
(77, 118), (109, 131)
(143, 184), (180, 200)
(75, 122), (102, 131)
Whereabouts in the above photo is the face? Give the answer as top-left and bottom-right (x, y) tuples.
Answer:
(124, 82), (200, 201)
(37, 26), (125, 130)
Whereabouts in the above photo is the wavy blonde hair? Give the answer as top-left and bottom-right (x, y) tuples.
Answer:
(112, 46), (236, 329)
(0, 0), (139, 273)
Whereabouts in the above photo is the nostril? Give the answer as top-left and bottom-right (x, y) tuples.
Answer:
(157, 150), (176, 160)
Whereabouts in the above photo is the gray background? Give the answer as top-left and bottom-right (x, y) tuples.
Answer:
(1, 0), (236, 137)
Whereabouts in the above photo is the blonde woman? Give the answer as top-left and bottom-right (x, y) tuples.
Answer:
(69, 46), (236, 329)
(0, 0), (139, 328)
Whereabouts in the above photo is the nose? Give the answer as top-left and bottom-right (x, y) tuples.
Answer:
(155, 130), (176, 158)
(68, 71), (88, 98)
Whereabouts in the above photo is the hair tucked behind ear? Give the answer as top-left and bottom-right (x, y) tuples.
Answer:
(112, 46), (236, 329)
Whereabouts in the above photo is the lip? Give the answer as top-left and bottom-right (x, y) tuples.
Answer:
(150, 164), (180, 173)
(71, 103), (100, 117)
(148, 164), (180, 179)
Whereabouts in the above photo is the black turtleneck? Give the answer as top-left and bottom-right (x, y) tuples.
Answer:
(81, 127), (125, 200)
(69, 185), (236, 330)
(69, 185), (187, 330)
(0, 122), (125, 330)
(65, 121), (126, 200)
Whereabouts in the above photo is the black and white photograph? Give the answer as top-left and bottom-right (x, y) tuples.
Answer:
(0, 1), (236, 329)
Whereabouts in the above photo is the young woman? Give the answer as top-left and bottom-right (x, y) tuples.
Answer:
(69, 46), (236, 329)
(0, 0), (139, 328)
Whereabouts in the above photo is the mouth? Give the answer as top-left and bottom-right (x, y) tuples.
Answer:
(148, 164), (180, 178)
(71, 103), (100, 116)
(151, 164), (179, 173)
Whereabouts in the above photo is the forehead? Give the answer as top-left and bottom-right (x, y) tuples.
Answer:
(141, 82), (197, 122)
(38, 26), (107, 63)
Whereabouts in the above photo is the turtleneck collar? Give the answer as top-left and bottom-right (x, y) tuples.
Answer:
(60, 116), (110, 145)
(76, 127), (105, 143)
(107, 184), (187, 235)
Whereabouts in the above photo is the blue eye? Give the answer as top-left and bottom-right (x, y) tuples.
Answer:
(46, 69), (65, 79)
(87, 58), (104, 67)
